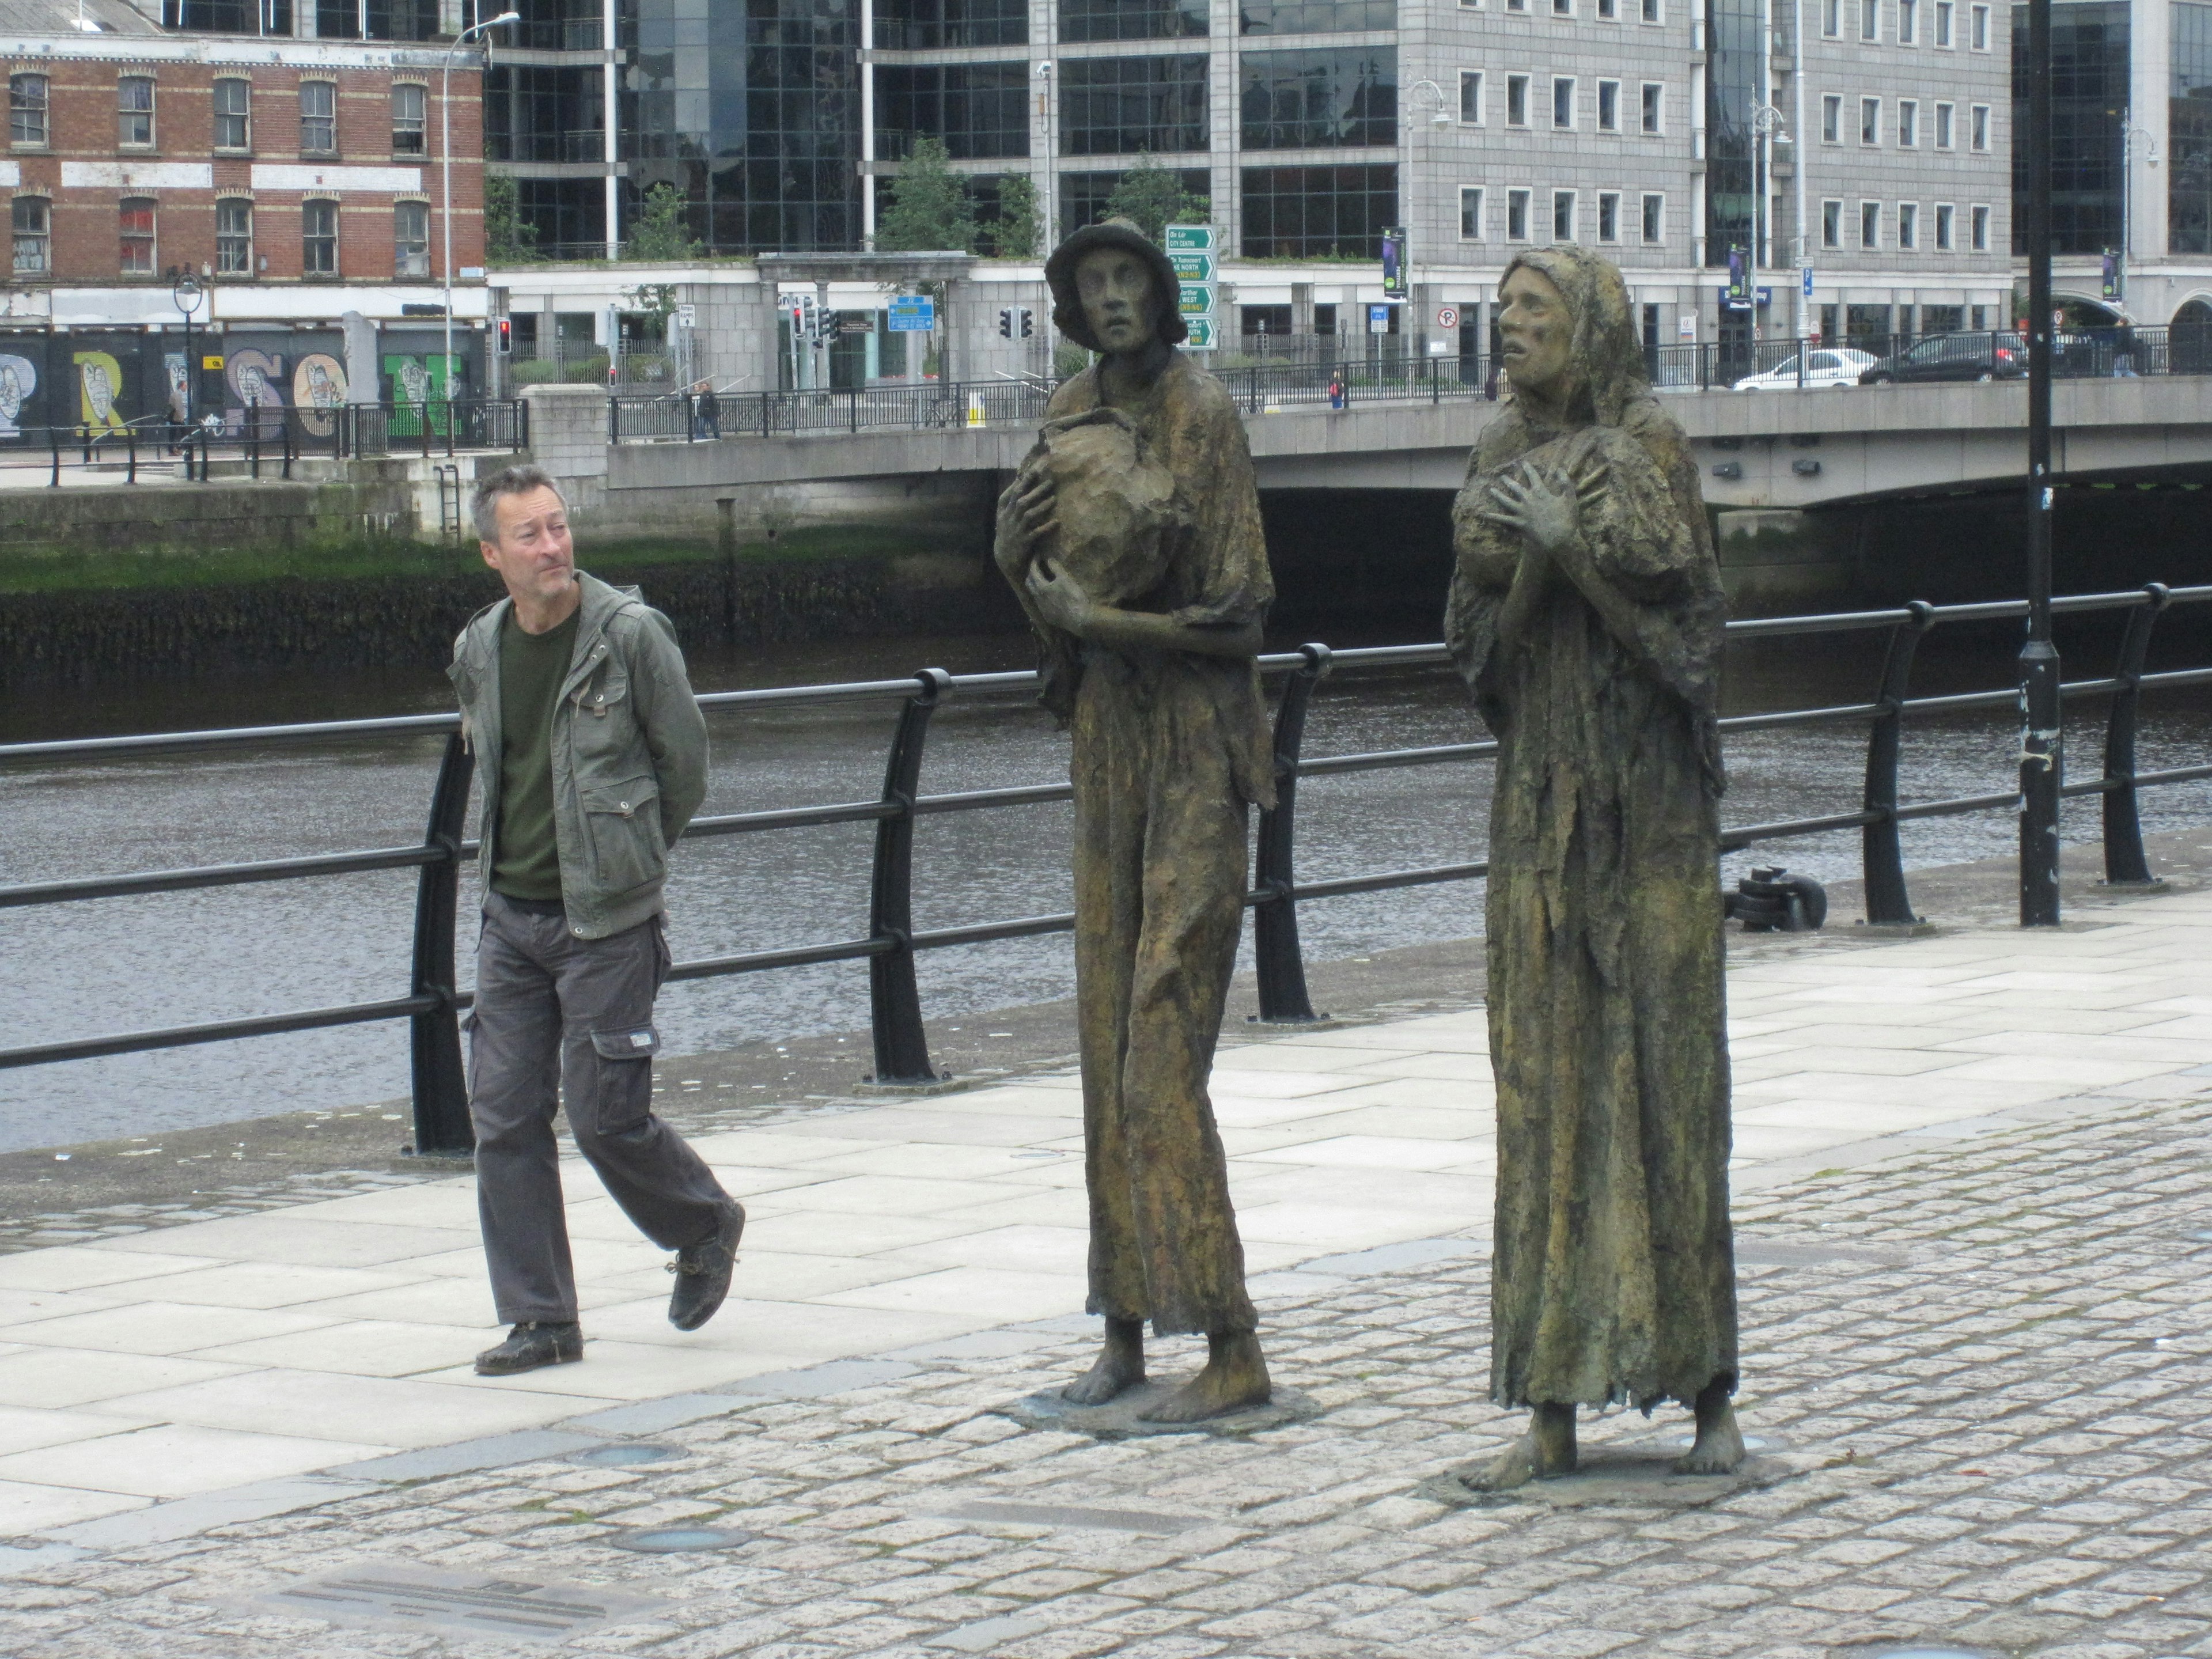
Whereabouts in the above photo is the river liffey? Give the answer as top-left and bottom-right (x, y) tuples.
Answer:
(5, 622), (2210, 1153)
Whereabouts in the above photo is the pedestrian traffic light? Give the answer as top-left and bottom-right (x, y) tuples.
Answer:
(1380, 226), (1407, 298)
(998, 306), (1033, 339)
(2101, 248), (2123, 300)
(495, 317), (512, 355)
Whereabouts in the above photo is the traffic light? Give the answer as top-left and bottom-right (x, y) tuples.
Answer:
(787, 294), (823, 341)
(495, 317), (512, 355)
(998, 306), (1033, 339)
(1380, 226), (1407, 298)
(2101, 248), (2123, 300)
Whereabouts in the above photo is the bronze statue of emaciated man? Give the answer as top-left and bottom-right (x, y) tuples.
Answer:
(1447, 248), (1744, 1487)
(993, 219), (1275, 1423)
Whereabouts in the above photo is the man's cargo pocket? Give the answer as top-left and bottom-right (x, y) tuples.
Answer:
(578, 776), (665, 893)
(590, 1025), (661, 1060)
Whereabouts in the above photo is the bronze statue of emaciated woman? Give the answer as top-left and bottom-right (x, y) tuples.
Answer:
(1447, 248), (1744, 1488)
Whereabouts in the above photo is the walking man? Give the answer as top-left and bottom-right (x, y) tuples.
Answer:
(450, 464), (744, 1376)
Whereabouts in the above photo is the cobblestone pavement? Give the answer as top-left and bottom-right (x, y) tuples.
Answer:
(5, 1074), (2211, 1659)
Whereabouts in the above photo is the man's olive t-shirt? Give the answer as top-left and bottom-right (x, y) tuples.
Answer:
(490, 606), (579, 900)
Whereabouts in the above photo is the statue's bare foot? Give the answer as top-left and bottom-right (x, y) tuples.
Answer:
(1062, 1316), (1145, 1406)
(1137, 1331), (1270, 1423)
(1674, 1378), (1745, 1476)
(1464, 1403), (1577, 1491)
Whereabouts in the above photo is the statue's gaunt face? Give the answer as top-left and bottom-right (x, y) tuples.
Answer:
(1075, 247), (1157, 355)
(1498, 266), (1572, 399)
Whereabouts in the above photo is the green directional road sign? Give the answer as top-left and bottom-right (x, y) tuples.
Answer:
(1165, 223), (1214, 252)
(1182, 316), (1218, 350)
(1179, 282), (1215, 316)
(1169, 250), (1214, 283)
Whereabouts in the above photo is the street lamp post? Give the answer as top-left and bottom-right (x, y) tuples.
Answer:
(1752, 101), (1789, 338)
(172, 272), (202, 444)
(2020, 0), (2059, 925)
(2118, 112), (2161, 312)
(443, 10), (520, 418)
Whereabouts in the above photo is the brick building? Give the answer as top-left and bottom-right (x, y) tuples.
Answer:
(2, 0), (490, 441)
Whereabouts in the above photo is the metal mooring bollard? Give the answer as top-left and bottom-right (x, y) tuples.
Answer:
(1725, 866), (1828, 933)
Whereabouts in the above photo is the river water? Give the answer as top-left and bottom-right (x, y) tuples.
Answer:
(5, 623), (2210, 1154)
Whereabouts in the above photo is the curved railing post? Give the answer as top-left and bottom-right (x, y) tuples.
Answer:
(408, 730), (476, 1154)
(2103, 582), (2172, 886)
(868, 669), (952, 1085)
(1253, 643), (1333, 1023)
(1862, 599), (1936, 925)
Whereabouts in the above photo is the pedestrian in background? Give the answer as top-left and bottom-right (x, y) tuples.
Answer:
(695, 379), (722, 439)
(449, 464), (744, 1376)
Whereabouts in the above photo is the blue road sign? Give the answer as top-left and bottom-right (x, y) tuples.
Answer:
(887, 296), (935, 332)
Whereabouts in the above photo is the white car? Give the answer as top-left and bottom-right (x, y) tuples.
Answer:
(1732, 348), (1878, 390)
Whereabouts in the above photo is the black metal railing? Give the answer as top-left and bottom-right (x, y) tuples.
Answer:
(0, 402), (529, 483)
(3, 584), (2210, 1154)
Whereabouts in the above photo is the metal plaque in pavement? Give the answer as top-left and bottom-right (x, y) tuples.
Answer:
(259, 1561), (666, 1642)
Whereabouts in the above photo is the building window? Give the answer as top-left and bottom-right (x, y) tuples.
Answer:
(1066, 55), (1208, 154)
(1861, 0), (1877, 38)
(300, 81), (336, 153)
(1553, 77), (1574, 128)
(1971, 202), (1988, 249)
(395, 199), (430, 277)
(1059, 0), (1206, 42)
(1553, 188), (1575, 239)
(1641, 191), (1662, 240)
(1970, 101), (1987, 150)
(1508, 185), (1530, 238)
(1823, 93), (1841, 141)
(392, 82), (427, 156)
(1597, 0), (1616, 17)
(1459, 70), (1483, 123)
(1861, 97), (1880, 144)
(1934, 0), (1952, 43)
(1552, 0), (1570, 14)
(1238, 0), (1395, 31)
(1240, 48), (1396, 149)
(1970, 1), (1986, 47)
(217, 198), (253, 274)
(1899, 99), (1916, 145)
(1860, 199), (1879, 246)
(1506, 0), (1525, 12)
(304, 199), (338, 274)
(214, 78), (250, 150)
(1460, 184), (1484, 237)
(2175, 0), (2212, 253)
(1597, 190), (1619, 239)
(9, 73), (48, 146)
(119, 197), (156, 274)
(1934, 100), (1953, 147)
(1897, 200), (1917, 247)
(1641, 82), (1662, 131)
(1238, 162), (1395, 256)
(1899, 0), (1915, 41)
(1597, 79), (1619, 130)
(1506, 74), (1529, 125)
(1641, 0), (1659, 19)
(10, 195), (48, 272)
(1823, 0), (1840, 32)
(1934, 201), (1954, 248)
(1822, 196), (1842, 245)
(119, 76), (154, 147)
(878, 62), (1031, 159)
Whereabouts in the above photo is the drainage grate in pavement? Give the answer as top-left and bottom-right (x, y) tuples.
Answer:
(262, 1562), (664, 1642)
(926, 1499), (1205, 1535)
(570, 1442), (681, 1467)
(609, 1526), (754, 1553)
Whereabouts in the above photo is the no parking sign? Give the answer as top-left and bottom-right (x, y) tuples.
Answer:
(1437, 305), (1459, 329)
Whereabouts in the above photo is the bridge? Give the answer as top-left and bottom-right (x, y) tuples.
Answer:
(541, 376), (2212, 527)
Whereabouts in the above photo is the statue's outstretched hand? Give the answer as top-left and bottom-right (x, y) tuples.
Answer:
(995, 471), (1058, 582)
(1026, 556), (1097, 637)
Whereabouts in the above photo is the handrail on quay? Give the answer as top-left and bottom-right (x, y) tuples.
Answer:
(3, 582), (2210, 1156)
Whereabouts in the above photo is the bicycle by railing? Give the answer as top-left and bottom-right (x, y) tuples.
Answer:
(3, 584), (2209, 1156)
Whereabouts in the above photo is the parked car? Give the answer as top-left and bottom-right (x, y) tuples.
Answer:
(1858, 332), (2025, 384)
(1732, 349), (1878, 391)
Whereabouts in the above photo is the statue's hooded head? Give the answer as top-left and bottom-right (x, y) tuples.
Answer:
(1044, 218), (1188, 355)
(1497, 247), (1647, 426)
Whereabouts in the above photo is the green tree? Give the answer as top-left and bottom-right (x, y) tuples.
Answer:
(1103, 153), (1210, 244)
(626, 182), (703, 261)
(877, 138), (979, 253)
(484, 173), (539, 264)
(984, 173), (1040, 259)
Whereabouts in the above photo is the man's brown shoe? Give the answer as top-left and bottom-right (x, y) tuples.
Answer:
(668, 1201), (745, 1331)
(475, 1321), (583, 1374)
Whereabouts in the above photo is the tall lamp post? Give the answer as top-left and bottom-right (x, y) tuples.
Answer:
(443, 10), (520, 414)
(2020, 0), (2059, 925)
(171, 272), (202, 437)
(1752, 100), (1789, 336)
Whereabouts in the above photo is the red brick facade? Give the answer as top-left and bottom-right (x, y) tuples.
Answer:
(7, 48), (483, 287)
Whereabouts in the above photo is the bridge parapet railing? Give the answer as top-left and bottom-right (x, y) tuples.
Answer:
(4, 585), (2211, 1150)
(0, 400), (529, 484)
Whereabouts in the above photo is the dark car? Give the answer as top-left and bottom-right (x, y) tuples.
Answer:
(1858, 332), (2025, 384)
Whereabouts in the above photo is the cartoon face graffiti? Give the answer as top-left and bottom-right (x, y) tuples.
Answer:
(165, 355), (190, 422)
(396, 359), (431, 406)
(0, 354), (34, 438)
(75, 353), (126, 431)
(291, 353), (347, 437)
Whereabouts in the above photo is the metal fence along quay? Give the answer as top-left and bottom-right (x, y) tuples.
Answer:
(3, 584), (2210, 1157)
(608, 325), (2212, 444)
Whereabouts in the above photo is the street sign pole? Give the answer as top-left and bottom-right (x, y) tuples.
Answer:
(2020, 0), (2061, 926)
(1166, 224), (1215, 351)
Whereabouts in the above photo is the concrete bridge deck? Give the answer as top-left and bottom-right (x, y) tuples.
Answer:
(5, 858), (2212, 1654)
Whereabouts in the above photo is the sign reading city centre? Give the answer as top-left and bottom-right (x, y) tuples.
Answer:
(1166, 223), (1217, 351)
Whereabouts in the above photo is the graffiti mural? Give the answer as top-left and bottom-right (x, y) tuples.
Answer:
(0, 354), (35, 438)
(163, 353), (190, 426)
(74, 352), (128, 433)
(291, 353), (347, 437)
(383, 353), (456, 435)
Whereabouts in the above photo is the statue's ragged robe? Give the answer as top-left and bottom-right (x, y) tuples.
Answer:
(1019, 354), (1274, 1336)
(1445, 395), (1738, 1411)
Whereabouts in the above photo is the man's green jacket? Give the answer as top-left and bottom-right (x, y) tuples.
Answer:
(449, 571), (710, 940)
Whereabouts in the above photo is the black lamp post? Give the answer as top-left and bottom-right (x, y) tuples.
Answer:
(2020, 0), (2061, 925)
(172, 272), (202, 440)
